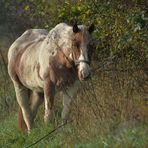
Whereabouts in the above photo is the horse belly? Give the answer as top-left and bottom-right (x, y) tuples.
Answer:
(20, 64), (43, 92)
(18, 46), (44, 92)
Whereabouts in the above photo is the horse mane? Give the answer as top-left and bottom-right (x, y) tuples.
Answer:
(38, 23), (74, 79)
(46, 23), (73, 53)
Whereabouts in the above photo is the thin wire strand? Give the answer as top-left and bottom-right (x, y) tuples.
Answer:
(25, 120), (72, 148)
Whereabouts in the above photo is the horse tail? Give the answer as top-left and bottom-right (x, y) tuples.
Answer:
(18, 106), (27, 131)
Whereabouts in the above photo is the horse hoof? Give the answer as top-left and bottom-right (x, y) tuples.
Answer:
(27, 130), (31, 135)
(44, 116), (50, 124)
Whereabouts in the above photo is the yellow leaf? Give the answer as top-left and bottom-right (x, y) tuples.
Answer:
(24, 5), (30, 11)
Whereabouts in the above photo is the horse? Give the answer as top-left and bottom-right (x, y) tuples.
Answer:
(8, 23), (94, 132)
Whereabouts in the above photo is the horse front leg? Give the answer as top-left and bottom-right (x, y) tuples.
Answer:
(30, 91), (44, 120)
(44, 80), (55, 124)
(62, 81), (80, 123)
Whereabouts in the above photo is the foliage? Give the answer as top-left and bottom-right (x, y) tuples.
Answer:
(0, 0), (61, 30)
(58, 1), (148, 68)
(1, 0), (147, 67)
(0, 0), (148, 147)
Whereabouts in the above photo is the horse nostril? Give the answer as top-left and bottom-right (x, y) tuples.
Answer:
(84, 74), (91, 80)
(79, 70), (90, 80)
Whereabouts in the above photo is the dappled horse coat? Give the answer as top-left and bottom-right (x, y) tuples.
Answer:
(8, 23), (94, 132)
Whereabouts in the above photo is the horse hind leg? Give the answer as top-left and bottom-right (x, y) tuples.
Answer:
(30, 91), (44, 121)
(13, 81), (33, 132)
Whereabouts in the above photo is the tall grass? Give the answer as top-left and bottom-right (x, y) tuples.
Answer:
(0, 64), (147, 147)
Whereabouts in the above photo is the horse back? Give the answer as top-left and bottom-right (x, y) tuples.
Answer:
(8, 29), (48, 61)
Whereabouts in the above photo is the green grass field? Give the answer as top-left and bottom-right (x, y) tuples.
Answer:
(0, 58), (148, 147)
(0, 74), (147, 148)
(0, 111), (147, 148)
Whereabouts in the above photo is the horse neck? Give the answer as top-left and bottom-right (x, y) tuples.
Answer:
(38, 29), (73, 80)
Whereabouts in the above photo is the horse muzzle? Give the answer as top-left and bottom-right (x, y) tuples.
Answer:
(78, 65), (91, 81)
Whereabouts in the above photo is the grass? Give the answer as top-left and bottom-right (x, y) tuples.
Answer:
(75, 124), (148, 148)
(0, 113), (64, 148)
(0, 53), (147, 147)
(0, 74), (147, 148)
(0, 78), (147, 148)
(0, 103), (147, 148)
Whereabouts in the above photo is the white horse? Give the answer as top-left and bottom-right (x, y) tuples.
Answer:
(8, 23), (94, 132)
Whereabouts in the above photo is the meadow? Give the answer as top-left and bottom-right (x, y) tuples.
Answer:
(0, 0), (147, 147)
(0, 55), (147, 147)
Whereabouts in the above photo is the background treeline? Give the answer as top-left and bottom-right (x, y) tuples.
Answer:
(0, 0), (148, 147)
(0, 0), (148, 70)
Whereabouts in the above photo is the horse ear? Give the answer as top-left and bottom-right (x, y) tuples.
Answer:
(88, 24), (95, 34)
(73, 24), (80, 33)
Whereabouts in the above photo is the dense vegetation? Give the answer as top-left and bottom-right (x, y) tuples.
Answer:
(0, 0), (147, 147)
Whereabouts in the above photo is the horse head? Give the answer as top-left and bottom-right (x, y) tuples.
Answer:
(69, 23), (94, 80)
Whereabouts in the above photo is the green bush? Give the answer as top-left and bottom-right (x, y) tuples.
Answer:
(1, 0), (147, 67)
